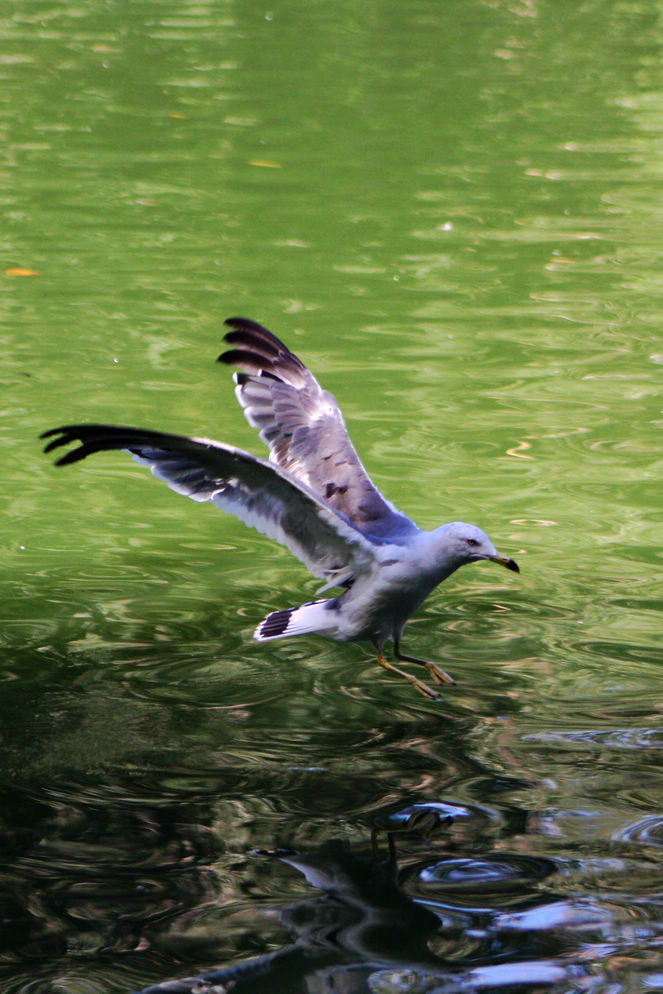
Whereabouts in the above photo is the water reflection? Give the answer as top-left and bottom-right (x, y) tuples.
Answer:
(5, 685), (663, 994)
(5, 625), (663, 992)
(132, 806), (587, 994)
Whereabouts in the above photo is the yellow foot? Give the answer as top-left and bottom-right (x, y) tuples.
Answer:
(393, 642), (457, 687)
(376, 653), (439, 700)
(424, 661), (456, 686)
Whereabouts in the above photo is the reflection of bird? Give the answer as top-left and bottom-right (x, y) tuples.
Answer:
(134, 838), (445, 994)
(42, 317), (519, 697)
(132, 834), (585, 994)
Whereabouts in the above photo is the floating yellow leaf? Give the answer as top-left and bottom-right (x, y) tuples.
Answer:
(249, 159), (282, 169)
(5, 267), (40, 276)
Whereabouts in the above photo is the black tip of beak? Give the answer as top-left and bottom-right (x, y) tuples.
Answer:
(505, 558), (520, 573)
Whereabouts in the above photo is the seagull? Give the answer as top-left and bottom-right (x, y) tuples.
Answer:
(41, 317), (519, 699)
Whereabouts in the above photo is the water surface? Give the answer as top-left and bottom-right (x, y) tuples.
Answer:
(2, 1), (663, 991)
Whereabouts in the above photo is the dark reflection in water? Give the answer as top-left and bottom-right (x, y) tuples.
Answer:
(133, 842), (560, 994)
(4, 610), (663, 993)
(4, 744), (663, 994)
(128, 814), (601, 994)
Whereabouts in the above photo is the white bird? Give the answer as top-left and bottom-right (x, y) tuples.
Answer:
(41, 317), (519, 698)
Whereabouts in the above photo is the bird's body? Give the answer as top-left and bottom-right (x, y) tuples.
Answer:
(270, 523), (488, 646)
(42, 318), (519, 697)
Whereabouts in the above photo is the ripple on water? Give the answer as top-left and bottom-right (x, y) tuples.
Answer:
(613, 815), (663, 846)
(525, 727), (663, 751)
(373, 799), (502, 835)
(419, 853), (558, 892)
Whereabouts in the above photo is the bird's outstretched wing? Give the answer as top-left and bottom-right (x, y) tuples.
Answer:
(40, 424), (379, 587)
(218, 318), (417, 542)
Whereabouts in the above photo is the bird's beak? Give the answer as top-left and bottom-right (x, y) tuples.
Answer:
(490, 554), (520, 573)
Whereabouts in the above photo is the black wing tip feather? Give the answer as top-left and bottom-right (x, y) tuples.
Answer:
(217, 347), (278, 371)
(41, 424), (114, 466)
(222, 317), (284, 353)
(218, 317), (306, 374)
(224, 316), (271, 334)
(40, 423), (97, 454)
(40, 423), (173, 467)
(222, 330), (282, 359)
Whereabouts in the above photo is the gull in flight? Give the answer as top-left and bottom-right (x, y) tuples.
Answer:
(41, 318), (519, 698)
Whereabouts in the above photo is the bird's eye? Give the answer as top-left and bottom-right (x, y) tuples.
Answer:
(466, 538), (480, 547)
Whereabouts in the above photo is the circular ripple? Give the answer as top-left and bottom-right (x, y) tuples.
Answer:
(419, 853), (557, 892)
(613, 815), (663, 846)
(372, 800), (500, 836)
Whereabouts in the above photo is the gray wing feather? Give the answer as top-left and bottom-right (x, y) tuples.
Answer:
(41, 424), (379, 586)
(218, 318), (418, 542)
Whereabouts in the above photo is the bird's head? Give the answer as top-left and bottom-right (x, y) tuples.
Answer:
(432, 521), (520, 575)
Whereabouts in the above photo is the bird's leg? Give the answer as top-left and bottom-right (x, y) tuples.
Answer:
(393, 640), (456, 687)
(376, 653), (439, 700)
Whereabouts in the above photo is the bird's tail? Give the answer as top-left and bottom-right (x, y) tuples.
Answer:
(254, 600), (333, 641)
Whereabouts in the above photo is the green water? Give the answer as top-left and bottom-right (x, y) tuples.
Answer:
(2, 1), (663, 991)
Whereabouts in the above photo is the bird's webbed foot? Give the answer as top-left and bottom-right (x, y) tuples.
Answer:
(375, 653), (440, 700)
(393, 640), (456, 687)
